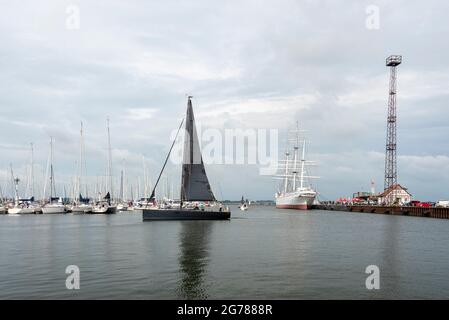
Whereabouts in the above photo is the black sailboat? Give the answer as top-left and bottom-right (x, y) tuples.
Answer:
(142, 97), (231, 221)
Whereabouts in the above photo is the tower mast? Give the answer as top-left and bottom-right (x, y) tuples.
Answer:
(384, 55), (402, 205)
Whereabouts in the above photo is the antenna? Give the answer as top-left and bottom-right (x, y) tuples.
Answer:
(384, 55), (402, 204)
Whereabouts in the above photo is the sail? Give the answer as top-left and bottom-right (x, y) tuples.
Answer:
(181, 97), (216, 202)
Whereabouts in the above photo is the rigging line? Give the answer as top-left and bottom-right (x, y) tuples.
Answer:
(150, 117), (185, 200)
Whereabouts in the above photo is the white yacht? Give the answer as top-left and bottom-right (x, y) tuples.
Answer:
(8, 177), (38, 214)
(71, 203), (93, 213)
(42, 200), (66, 214)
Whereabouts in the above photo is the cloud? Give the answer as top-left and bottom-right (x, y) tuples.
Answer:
(125, 108), (158, 121)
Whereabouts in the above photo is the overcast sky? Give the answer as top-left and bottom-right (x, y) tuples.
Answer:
(1, 0), (448, 201)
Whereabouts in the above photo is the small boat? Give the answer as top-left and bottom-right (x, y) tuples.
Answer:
(8, 178), (38, 214)
(143, 97), (230, 221)
(42, 201), (66, 214)
(239, 196), (249, 211)
(92, 204), (117, 214)
(8, 205), (36, 215)
(70, 203), (93, 213)
(117, 203), (128, 211)
(92, 193), (117, 214)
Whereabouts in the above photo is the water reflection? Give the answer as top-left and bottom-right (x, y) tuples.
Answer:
(380, 215), (400, 298)
(177, 221), (212, 299)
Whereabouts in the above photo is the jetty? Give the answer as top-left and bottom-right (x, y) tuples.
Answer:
(313, 204), (449, 220)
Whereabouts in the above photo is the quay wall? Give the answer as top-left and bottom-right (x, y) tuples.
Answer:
(313, 204), (449, 220)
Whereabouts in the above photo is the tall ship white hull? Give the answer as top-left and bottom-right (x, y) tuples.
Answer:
(275, 189), (316, 210)
(273, 123), (319, 211)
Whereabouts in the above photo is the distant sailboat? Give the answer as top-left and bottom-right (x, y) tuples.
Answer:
(7, 176), (36, 214)
(239, 196), (249, 211)
(92, 118), (116, 214)
(71, 122), (93, 213)
(142, 96), (230, 220)
(42, 137), (66, 214)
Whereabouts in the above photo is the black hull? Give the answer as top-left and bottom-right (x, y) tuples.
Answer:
(106, 206), (117, 214)
(142, 208), (231, 221)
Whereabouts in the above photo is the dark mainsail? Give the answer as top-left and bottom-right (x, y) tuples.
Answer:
(181, 97), (216, 202)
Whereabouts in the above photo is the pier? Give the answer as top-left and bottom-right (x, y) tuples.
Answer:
(313, 204), (449, 220)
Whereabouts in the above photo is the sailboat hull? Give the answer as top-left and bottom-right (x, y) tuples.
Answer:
(142, 208), (230, 221)
(42, 206), (66, 214)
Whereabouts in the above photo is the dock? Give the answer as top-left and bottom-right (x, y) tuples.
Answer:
(313, 204), (449, 219)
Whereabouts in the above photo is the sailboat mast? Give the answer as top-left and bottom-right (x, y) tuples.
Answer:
(120, 169), (124, 201)
(50, 137), (55, 200)
(30, 143), (34, 198)
(77, 121), (83, 202)
(142, 155), (147, 198)
(107, 118), (113, 201)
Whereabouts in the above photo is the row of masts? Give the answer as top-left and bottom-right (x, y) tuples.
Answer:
(0, 120), (177, 204)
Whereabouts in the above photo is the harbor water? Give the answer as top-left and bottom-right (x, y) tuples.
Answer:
(1, 206), (448, 299)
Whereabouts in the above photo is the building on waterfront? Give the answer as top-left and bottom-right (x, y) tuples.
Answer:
(378, 184), (412, 205)
(352, 184), (412, 205)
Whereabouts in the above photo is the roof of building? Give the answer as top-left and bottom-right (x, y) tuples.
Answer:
(378, 184), (412, 197)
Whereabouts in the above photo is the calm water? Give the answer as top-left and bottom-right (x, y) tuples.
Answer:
(1, 206), (449, 299)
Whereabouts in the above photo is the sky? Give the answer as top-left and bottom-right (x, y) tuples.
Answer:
(0, 0), (448, 201)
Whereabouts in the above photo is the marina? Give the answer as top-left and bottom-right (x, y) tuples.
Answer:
(1, 0), (449, 304)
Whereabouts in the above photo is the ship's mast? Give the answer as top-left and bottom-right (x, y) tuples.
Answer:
(300, 139), (306, 189)
(292, 123), (300, 191)
(283, 151), (290, 194)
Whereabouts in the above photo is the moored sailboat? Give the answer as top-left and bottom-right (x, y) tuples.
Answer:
(92, 118), (116, 214)
(71, 122), (92, 213)
(142, 97), (230, 221)
(41, 137), (66, 214)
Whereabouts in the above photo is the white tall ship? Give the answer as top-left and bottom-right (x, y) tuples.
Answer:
(274, 126), (318, 210)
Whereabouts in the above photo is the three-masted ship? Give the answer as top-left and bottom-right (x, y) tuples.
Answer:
(274, 126), (318, 210)
(142, 97), (230, 220)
